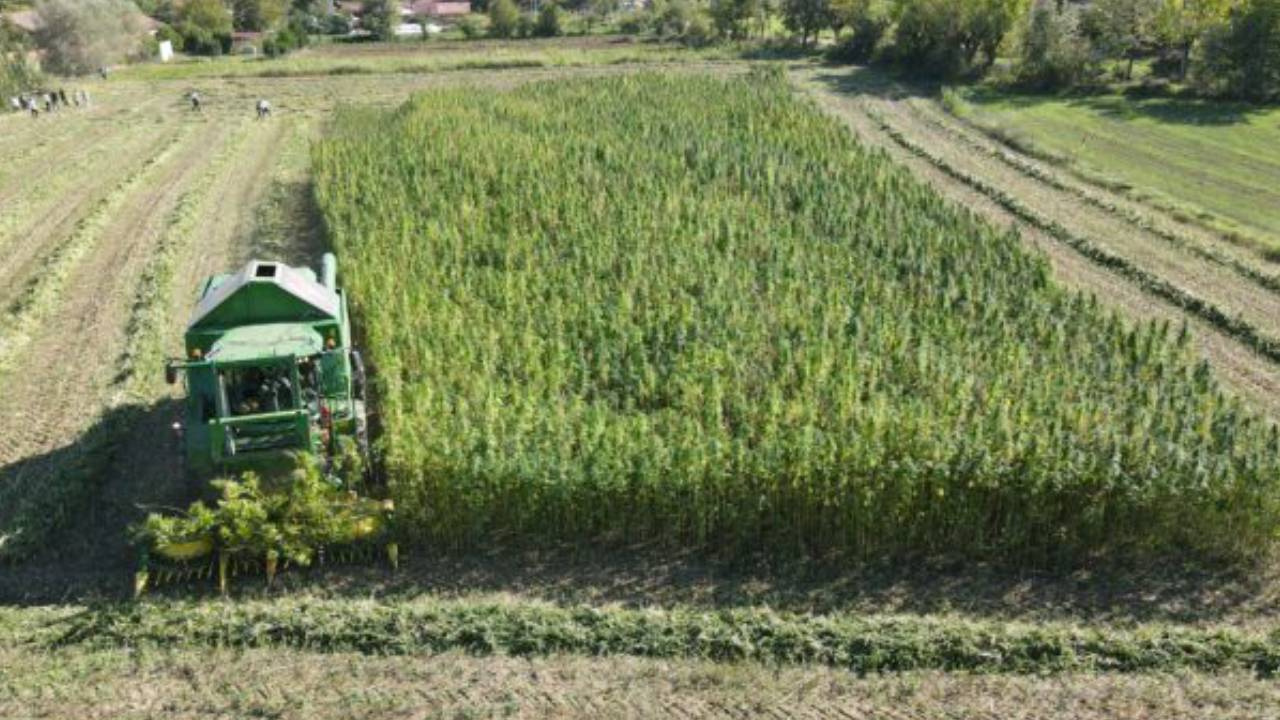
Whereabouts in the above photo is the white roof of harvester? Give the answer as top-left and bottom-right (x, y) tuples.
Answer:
(188, 260), (340, 330)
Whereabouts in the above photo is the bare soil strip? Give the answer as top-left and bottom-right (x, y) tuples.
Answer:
(794, 70), (1280, 419)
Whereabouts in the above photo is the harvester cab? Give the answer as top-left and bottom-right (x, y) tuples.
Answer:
(165, 253), (368, 482)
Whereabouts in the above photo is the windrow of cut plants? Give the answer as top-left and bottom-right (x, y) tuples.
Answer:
(312, 72), (1280, 565)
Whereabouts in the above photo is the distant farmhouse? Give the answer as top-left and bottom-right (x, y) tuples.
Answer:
(408, 1), (473, 19)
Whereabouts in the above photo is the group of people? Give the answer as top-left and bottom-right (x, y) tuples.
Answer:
(187, 91), (272, 120)
(8, 88), (91, 117)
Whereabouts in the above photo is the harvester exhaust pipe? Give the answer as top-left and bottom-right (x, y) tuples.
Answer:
(322, 252), (338, 293)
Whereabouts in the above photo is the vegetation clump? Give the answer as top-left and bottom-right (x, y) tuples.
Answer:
(314, 74), (1280, 565)
(132, 446), (386, 570)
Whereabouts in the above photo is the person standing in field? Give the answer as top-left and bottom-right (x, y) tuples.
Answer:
(189, 91), (202, 112)
(58, 89), (68, 106)
(256, 99), (271, 119)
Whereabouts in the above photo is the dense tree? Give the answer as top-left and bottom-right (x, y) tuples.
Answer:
(178, 0), (233, 54)
(488, 0), (518, 37)
(781, 0), (829, 47)
(1088, 0), (1162, 80)
(890, 0), (1026, 77)
(1196, 0), (1280, 101)
(232, 0), (290, 31)
(2, 17), (39, 98)
(1157, 0), (1231, 78)
(33, 0), (145, 74)
(1016, 0), (1092, 89)
(710, 0), (755, 39)
(361, 0), (399, 40)
(534, 0), (563, 36)
(828, 0), (888, 61)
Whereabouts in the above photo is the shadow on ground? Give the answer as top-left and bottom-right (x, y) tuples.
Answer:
(0, 399), (190, 604)
(957, 84), (1271, 127)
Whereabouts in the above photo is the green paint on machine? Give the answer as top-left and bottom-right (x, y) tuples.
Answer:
(166, 253), (368, 481)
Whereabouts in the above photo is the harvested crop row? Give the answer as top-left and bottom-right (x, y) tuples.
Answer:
(0, 125), (192, 375)
(793, 72), (1280, 421)
(865, 96), (1280, 353)
(315, 73), (1280, 565)
(870, 111), (1280, 368)
(0, 121), (239, 562)
(0, 120), (178, 299)
(49, 598), (1280, 676)
(905, 98), (1280, 296)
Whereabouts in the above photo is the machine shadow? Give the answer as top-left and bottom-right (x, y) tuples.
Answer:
(0, 398), (190, 604)
(255, 542), (1274, 626)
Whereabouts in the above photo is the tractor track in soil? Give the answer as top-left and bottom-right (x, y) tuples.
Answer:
(75, 119), (295, 572)
(0, 125), (191, 374)
(0, 120), (232, 530)
(0, 122), (188, 314)
(0, 90), (167, 201)
(795, 70), (1280, 419)
(0, 117), (295, 578)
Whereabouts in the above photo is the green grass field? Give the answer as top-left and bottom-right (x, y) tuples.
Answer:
(948, 88), (1280, 253)
(113, 37), (739, 81)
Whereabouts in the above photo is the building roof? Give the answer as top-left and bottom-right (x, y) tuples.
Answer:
(189, 260), (340, 332)
(408, 1), (472, 17)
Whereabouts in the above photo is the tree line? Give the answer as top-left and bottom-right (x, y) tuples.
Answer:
(762, 0), (1278, 100)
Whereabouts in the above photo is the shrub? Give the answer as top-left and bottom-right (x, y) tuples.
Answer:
(616, 11), (646, 34)
(534, 2), (564, 37)
(33, 0), (146, 74)
(489, 0), (518, 38)
(458, 15), (483, 38)
(1015, 0), (1094, 91)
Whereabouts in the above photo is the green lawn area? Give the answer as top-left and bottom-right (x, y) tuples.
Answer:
(952, 88), (1280, 252)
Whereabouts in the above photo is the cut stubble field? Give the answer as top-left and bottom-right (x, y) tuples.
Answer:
(4, 42), (1280, 719)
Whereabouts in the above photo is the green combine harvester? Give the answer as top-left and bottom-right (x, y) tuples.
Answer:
(135, 253), (394, 595)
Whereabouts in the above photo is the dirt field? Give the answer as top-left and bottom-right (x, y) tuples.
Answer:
(4, 46), (1280, 717)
